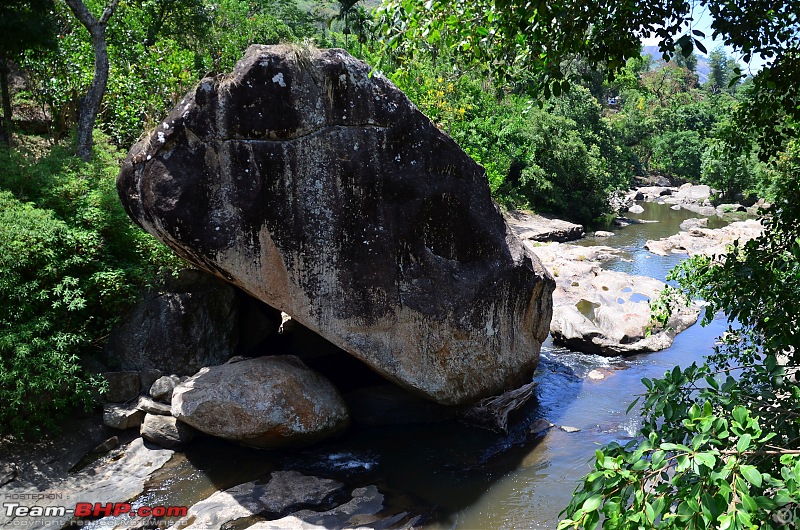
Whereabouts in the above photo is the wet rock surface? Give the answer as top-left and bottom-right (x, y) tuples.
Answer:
(171, 356), (350, 448)
(168, 471), (344, 529)
(117, 44), (554, 405)
(167, 471), (419, 530)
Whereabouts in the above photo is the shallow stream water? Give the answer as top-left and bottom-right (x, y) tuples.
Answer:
(111, 202), (732, 529)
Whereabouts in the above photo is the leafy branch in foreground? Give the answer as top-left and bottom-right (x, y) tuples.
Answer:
(559, 140), (800, 529)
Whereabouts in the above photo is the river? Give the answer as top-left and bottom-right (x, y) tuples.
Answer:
(101, 201), (731, 529)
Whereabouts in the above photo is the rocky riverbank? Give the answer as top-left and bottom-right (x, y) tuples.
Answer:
(506, 187), (764, 356)
(525, 242), (700, 355)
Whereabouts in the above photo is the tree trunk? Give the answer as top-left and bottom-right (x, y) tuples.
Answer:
(64, 0), (119, 162)
(0, 55), (12, 147)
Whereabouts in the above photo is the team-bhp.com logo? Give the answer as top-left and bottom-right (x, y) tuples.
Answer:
(772, 503), (799, 528)
(4, 502), (188, 518)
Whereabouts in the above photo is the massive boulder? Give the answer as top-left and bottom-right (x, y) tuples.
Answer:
(117, 44), (554, 405)
(171, 356), (350, 449)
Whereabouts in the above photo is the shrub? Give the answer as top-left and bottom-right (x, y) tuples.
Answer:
(0, 134), (181, 435)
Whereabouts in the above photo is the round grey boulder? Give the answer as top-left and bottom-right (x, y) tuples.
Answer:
(171, 356), (350, 449)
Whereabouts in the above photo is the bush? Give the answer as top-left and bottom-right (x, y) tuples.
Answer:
(0, 134), (181, 435)
(0, 191), (102, 434)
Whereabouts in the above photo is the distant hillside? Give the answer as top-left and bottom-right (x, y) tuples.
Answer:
(642, 45), (710, 84)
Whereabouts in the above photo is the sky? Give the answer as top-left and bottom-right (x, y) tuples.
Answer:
(639, 4), (769, 74)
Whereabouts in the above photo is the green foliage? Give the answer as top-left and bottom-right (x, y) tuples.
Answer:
(0, 191), (102, 435)
(376, 0), (800, 159)
(559, 140), (800, 529)
(0, 134), (182, 435)
(18, 0), (317, 147)
(701, 139), (758, 202)
(650, 130), (703, 181)
(0, 0), (57, 57)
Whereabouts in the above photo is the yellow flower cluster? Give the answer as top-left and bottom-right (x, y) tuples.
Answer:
(419, 77), (470, 125)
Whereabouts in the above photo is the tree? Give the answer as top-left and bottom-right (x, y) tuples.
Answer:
(650, 129), (703, 180)
(377, 0), (799, 155)
(63, 0), (119, 161)
(0, 0), (57, 146)
(329, 0), (367, 49)
(674, 43), (698, 74)
(706, 46), (739, 94)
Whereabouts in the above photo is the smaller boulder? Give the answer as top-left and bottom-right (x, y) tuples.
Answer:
(149, 375), (180, 403)
(628, 204), (645, 214)
(505, 211), (585, 242)
(172, 356), (350, 449)
(140, 414), (196, 449)
(104, 404), (145, 430)
(593, 231), (614, 238)
(679, 217), (708, 232)
(102, 371), (141, 403)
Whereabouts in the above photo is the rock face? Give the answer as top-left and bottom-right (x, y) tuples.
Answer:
(101, 371), (141, 403)
(104, 270), (240, 376)
(172, 356), (350, 448)
(117, 44), (554, 405)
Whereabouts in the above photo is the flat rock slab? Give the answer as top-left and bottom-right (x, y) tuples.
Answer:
(117, 44), (554, 405)
(505, 210), (585, 242)
(0, 438), (173, 529)
(168, 471), (344, 529)
(245, 485), (406, 530)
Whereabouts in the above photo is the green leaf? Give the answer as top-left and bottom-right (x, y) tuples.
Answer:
(732, 406), (748, 426)
(740, 465), (762, 488)
(582, 494), (603, 512)
(695, 452), (716, 469)
(737, 434), (752, 454)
